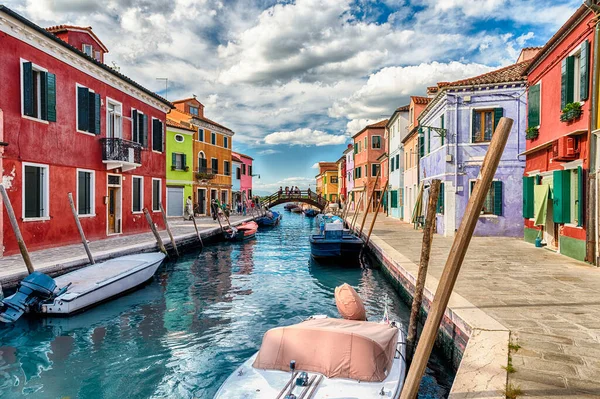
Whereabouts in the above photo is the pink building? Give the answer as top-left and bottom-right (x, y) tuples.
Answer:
(233, 152), (254, 201)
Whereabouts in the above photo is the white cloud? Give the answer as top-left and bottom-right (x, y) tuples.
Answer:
(264, 128), (348, 147)
(258, 149), (280, 155)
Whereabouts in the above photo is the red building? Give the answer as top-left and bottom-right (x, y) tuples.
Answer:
(522, 5), (594, 262)
(0, 6), (172, 255)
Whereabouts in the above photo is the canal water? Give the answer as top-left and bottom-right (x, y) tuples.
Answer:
(0, 206), (454, 398)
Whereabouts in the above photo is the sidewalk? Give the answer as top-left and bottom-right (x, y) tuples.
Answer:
(0, 215), (252, 289)
(360, 214), (600, 398)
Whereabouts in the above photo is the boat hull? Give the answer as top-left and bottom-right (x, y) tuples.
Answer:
(309, 235), (363, 260)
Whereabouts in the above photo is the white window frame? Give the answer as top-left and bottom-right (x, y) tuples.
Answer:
(567, 47), (583, 103)
(22, 162), (50, 221)
(174, 134), (184, 143)
(221, 189), (229, 205)
(106, 97), (123, 139)
(372, 135), (382, 149)
(468, 178), (499, 217)
(173, 152), (185, 170)
(20, 58), (49, 124)
(189, 106), (199, 116)
(151, 116), (163, 153)
(76, 83), (96, 136)
(132, 108), (145, 145)
(152, 178), (161, 212)
(131, 175), (144, 214)
(76, 168), (96, 217)
(82, 44), (93, 57)
(469, 106), (500, 145)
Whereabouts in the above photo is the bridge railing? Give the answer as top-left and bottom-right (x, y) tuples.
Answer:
(261, 190), (329, 209)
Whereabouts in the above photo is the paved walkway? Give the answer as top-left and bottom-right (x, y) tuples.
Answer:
(363, 214), (600, 398)
(0, 215), (252, 289)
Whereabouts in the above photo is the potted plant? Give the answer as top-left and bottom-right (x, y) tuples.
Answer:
(560, 102), (583, 122)
(526, 126), (539, 140)
(184, 166), (190, 172)
(171, 165), (177, 171)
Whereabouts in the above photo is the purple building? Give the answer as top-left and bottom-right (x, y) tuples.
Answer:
(418, 60), (529, 237)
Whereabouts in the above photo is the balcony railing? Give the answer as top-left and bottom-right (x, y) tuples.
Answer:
(100, 138), (142, 165)
(195, 167), (216, 180)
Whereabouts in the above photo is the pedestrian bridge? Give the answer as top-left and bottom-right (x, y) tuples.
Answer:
(261, 190), (328, 211)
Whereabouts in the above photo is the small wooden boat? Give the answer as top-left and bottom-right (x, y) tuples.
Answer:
(290, 206), (303, 213)
(256, 211), (281, 227)
(310, 222), (363, 260)
(0, 252), (166, 323)
(224, 221), (258, 241)
(284, 203), (297, 211)
(303, 208), (319, 217)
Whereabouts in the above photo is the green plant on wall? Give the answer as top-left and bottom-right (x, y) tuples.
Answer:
(525, 127), (539, 140)
(560, 102), (582, 122)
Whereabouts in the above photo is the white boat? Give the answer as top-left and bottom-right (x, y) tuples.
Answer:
(0, 252), (166, 322)
(215, 284), (406, 399)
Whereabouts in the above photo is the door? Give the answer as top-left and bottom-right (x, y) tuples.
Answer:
(167, 187), (184, 217)
(108, 187), (117, 234)
(197, 188), (206, 215)
(211, 189), (217, 202)
(545, 195), (558, 250)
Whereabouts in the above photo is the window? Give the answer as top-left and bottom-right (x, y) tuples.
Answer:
(472, 108), (502, 143)
(395, 154), (400, 171)
(211, 132), (216, 145)
(77, 170), (94, 216)
(355, 167), (361, 179)
(212, 158), (219, 174)
(469, 180), (502, 216)
(77, 85), (101, 134)
(198, 128), (204, 142)
(528, 84), (541, 128)
(107, 99), (122, 138)
(440, 115), (445, 146)
(152, 179), (161, 212)
(323, 176), (327, 185)
(391, 157), (395, 172)
(189, 106), (199, 116)
(22, 61), (56, 122)
(23, 163), (49, 219)
(364, 165), (367, 177)
(561, 40), (590, 107)
(552, 168), (583, 226)
(221, 190), (228, 205)
(132, 176), (143, 213)
(331, 176), (338, 184)
(372, 136), (382, 149)
(224, 160), (231, 176)
(198, 152), (207, 172)
(82, 44), (93, 57)
(242, 164), (247, 175)
(224, 137), (229, 148)
(437, 182), (445, 215)
(94, 51), (101, 62)
(248, 189), (252, 199)
(131, 109), (148, 147)
(372, 164), (380, 177)
(152, 118), (164, 152)
(171, 153), (186, 170)
(364, 137), (367, 151)
(236, 167), (241, 180)
(249, 165), (253, 176)
(391, 190), (398, 208)
(174, 134), (184, 143)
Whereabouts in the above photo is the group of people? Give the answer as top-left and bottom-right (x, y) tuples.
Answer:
(182, 195), (260, 222)
(278, 186), (303, 197)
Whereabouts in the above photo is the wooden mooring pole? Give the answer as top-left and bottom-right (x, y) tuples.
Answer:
(359, 167), (381, 237)
(143, 208), (168, 256)
(406, 179), (440, 364)
(350, 192), (364, 232)
(400, 118), (513, 399)
(67, 192), (95, 264)
(159, 202), (179, 257)
(364, 178), (389, 247)
(0, 184), (34, 274)
(191, 216), (204, 249)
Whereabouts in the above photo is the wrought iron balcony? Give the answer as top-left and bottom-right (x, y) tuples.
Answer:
(195, 167), (216, 181)
(100, 138), (142, 172)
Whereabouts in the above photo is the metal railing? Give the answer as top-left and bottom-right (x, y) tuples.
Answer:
(100, 138), (142, 165)
(195, 167), (216, 180)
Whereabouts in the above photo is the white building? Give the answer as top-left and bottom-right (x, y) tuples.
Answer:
(386, 105), (410, 220)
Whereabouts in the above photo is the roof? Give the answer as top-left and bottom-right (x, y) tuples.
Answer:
(172, 97), (204, 106)
(351, 119), (388, 138)
(166, 119), (195, 132)
(438, 61), (529, 88)
(396, 104), (410, 112)
(0, 6), (172, 109)
(169, 108), (234, 134)
(232, 152), (254, 161)
(45, 25), (109, 52)
(231, 154), (242, 163)
(411, 96), (430, 105)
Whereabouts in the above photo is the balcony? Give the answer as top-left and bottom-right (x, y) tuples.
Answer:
(100, 138), (142, 172)
(195, 167), (216, 181)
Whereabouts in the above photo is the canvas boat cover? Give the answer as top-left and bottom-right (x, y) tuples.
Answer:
(252, 318), (399, 382)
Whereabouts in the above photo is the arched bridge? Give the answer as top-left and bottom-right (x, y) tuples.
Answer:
(261, 190), (328, 211)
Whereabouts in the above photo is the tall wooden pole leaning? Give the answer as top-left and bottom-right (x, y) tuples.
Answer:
(159, 202), (179, 257)
(364, 177), (389, 247)
(67, 192), (95, 264)
(358, 167), (381, 236)
(143, 208), (168, 256)
(350, 193), (364, 233)
(400, 117), (513, 399)
(0, 185), (34, 274)
(406, 179), (441, 364)
(191, 216), (204, 248)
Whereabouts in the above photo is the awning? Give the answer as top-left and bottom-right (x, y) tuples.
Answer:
(534, 184), (550, 226)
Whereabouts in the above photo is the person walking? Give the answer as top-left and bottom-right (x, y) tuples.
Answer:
(211, 199), (219, 221)
(184, 196), (193, 221)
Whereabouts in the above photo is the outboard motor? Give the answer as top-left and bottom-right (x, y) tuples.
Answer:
(0, 272), (57, 323)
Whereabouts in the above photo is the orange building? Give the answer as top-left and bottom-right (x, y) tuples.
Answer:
(352, 120), (388, 211)
(315, 162), (338, 202)
(168, 97), (234, 215)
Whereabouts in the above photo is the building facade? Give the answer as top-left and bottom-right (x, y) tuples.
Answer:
(419, 61), (529, 237)
(387, 105), (410, 220)
(235, 153), (254, 202)
(352, 120), (387, 212)
(337, 155), (346, 201)
(231, 153), (242, 205)
(344, 145), (354, 208)
(0, 6), (171, 255)
(165, 120), (195, 217)
(523, 6), (594, 261)
(315, 162), (338, 202)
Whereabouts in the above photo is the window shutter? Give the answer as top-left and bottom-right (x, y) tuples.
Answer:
(152, 119), (161, 151)
(46, 73), (57, 122)
(419, 135), (424, 158)
(437, 182), (445, 214)
(142, 114), (148, 147)
(577, 166), (584, 227)
(77, 86), (89, 131)
(562, 56), (575, 109)
(171, 153), (177, 168)
(40, 71), (48, 121)
(22, 62), (34, 117)
(87, 93), (96, 134)
(492, 181), (503, 216)
(471, 110), (477, 142)
(132, 109), (138, 142)
(580, 40), (590, 101)
(522, 176), (534, 218)
(182, 153), (187, 168)
(552, 170), (570, 224)
(493, 107), (503, 132)
(528, 84), (540, 128)
(427, 128), (431, 154)
(94, 93), (101, 135)
(201, 158), (207, 168)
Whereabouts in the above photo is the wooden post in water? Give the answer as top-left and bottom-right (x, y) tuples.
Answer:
(350, 192), (364, 233)
(359, 167), (381, 236)
(67, 192), (95, 264)
(143, 208), (168, 256)
(0, 185), (34, 274)
(400, 118), (513, 399)
(159, 202), (179, 257)
(364, 178), (389, 247)
(406, 179), (440, 363)
(191, 216), (204, 248)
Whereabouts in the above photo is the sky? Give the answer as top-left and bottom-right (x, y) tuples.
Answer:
(3, 0), (582, 195)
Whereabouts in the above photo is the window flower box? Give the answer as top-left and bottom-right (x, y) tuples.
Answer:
(560, 103), (582, 122)
(526, 127), (539, 140)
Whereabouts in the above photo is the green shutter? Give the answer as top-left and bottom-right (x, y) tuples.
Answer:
(561, 58), (567, 109)
(22, 62), (34, 117)
(391, 190), (398, 208)
(493, 107), (503, 132)
(87, 93), (96, 133)
(493, 181), (503, 216)
(440, 115), (445, 146)
(427, 128), (431, 154)
(77, 86), (89, 131)
(182, 154), (187, 168)
(132, 110), (138, 142)
(528, 84), (540, 128)
(471, 110), (477, 142)
(171, 153), (177, 168)
(553, 170), (570, 223)
(577, 166), (584, 227)
(323, 176), (326, 184)
(94, 93), (101, 134)
(39, 71), (48, 121)
(523, 176), (534, 218)
(419, 135), (424, 158)
(437, 182), (444, 214)
(46, 73), (56, 122)
(580, 40), (590, 101)
(561, 56), (575, 110)
(142, 114), (148, 147)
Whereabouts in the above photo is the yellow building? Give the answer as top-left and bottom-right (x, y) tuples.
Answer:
(315, 162), (339, 202)
(169, 97), (234, 215)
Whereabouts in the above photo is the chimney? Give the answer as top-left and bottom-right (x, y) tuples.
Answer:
(517, 47), (542, 63)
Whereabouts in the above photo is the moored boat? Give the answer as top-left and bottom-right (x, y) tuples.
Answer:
(290, 206), (303, 213)
(303, 208), (319, 217)
(256, 210), (282, 227)
(224, 221), (258, 241)
(0, 252), (166, 323)
(310, 222), (363, 261)
(284, 203), (297, 211)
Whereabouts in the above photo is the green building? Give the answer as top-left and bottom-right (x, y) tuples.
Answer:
(165, 119), (195, 217)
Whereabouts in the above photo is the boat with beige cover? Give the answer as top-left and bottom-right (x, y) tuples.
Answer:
(215, 284), (406, 398)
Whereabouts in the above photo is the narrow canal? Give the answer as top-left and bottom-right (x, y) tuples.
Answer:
(0, 206), (454, 398)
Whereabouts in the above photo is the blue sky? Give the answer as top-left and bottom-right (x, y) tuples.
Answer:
(4, 0), (582, 194)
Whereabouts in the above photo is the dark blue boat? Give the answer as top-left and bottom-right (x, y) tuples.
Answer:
(303, 208), (319, 217)
(309, 223), (363, 260)
(256, 211), (282, 227)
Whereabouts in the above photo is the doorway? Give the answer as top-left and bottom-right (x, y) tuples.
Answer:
(107, 174), (121, 235)
(211, 189), (217, 202)
(197, 188), (206, 215)
(545, 195), (559, 251)
(167, 186), (184, 217)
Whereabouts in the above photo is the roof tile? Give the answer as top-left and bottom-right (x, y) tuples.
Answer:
(438, 61), (529, 88)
